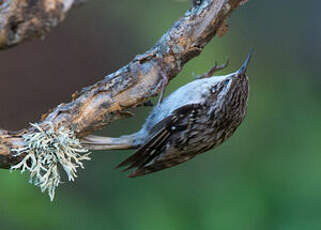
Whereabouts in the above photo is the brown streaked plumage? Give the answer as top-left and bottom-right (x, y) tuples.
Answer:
(82, 51), (252, 177)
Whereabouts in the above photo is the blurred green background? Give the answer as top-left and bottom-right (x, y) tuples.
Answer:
(0, 0), (321, 229)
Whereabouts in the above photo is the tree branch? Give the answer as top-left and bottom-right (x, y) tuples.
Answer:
(0, 0), (84, 49)
(0, 0), (247, 169)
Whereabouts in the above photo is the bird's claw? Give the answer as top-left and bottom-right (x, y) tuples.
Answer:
(197, 58), (229, 79)
(157, 70), (169, 105)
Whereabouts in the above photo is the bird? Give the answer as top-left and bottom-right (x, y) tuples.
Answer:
(82, 50), (252, 177)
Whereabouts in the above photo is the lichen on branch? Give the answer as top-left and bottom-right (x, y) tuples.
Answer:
(11, 122), (90, 201)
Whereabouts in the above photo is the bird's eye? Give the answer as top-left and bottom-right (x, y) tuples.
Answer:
(224, 79), (230, 86)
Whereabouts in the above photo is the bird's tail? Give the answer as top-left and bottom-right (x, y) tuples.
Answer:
(81, 133), (139, 150)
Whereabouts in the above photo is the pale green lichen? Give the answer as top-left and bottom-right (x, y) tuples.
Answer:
(11, 122), (90, 201)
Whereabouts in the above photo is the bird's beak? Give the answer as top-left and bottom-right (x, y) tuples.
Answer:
(237, 49), (253, 75)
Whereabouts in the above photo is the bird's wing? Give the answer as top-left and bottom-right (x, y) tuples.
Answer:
(117, 103), (203, 177)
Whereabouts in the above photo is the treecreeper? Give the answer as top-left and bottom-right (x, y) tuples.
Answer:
(82, 51), (253, 177)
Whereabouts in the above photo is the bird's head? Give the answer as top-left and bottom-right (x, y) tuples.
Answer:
(211, 50), (252, 103)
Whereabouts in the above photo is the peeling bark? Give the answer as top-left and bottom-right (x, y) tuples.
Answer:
(0, 0), (247, 168)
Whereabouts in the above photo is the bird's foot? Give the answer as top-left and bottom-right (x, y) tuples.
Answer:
(157, 70), (169, 105)
(197, 59), (229, 79)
